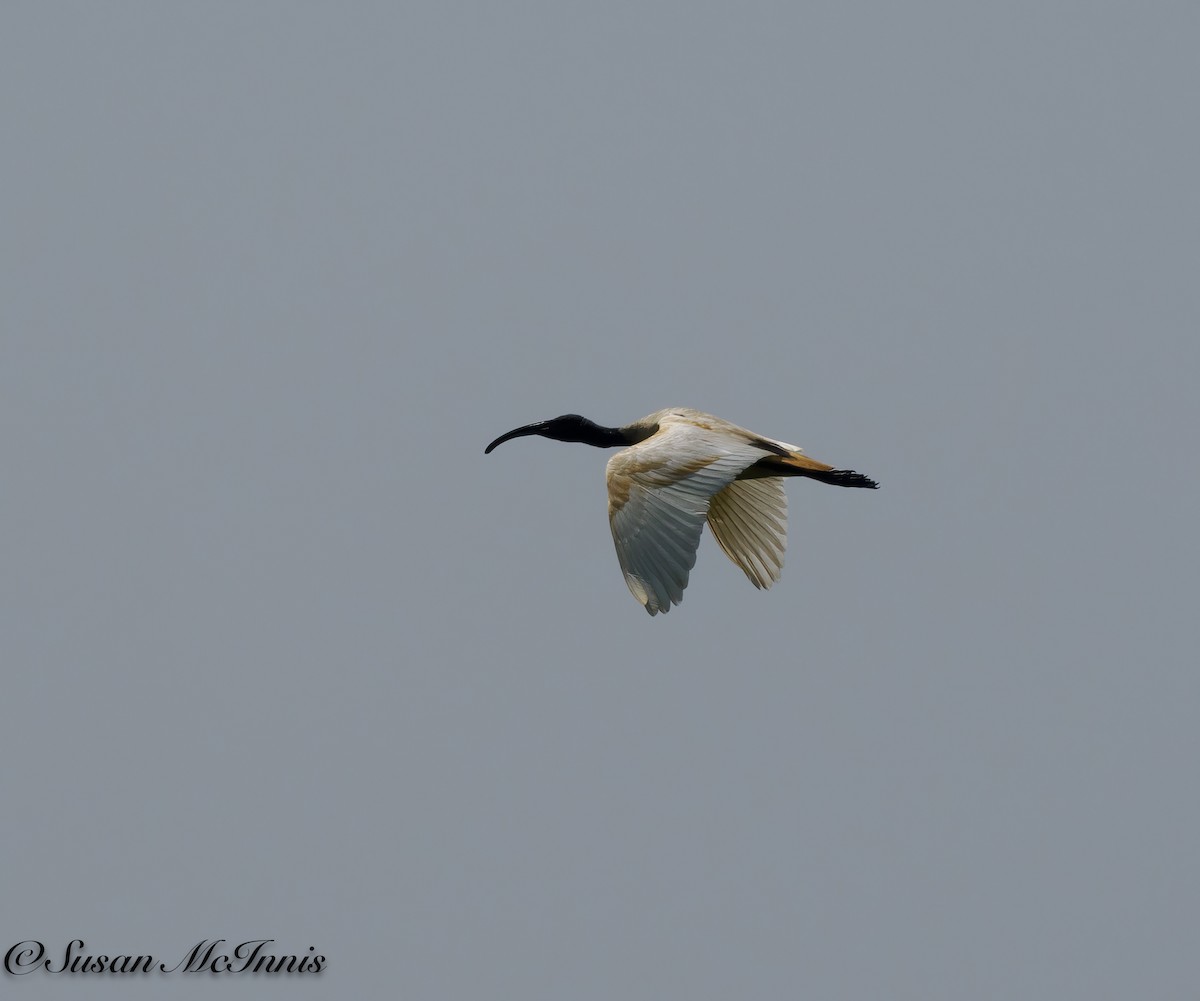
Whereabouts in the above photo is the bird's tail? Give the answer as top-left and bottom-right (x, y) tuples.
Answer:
(756, 452), (879, 489)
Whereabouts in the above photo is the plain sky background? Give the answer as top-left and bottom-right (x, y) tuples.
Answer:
(3, 3), (1198, 999)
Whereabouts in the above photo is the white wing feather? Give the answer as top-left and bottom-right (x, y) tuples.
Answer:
(606, 420), (773, 615)
(706, 478), (787, 589)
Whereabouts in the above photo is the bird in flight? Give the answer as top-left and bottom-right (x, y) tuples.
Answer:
(485, 408), (878, 615)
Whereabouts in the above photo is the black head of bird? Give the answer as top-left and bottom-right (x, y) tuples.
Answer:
(484, 414), (636, 453)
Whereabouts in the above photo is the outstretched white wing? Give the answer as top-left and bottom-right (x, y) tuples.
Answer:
(706, 477), (787, 589)
(606, 422), (769, 615)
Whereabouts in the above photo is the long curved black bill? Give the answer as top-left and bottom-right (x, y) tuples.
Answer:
(484, 421), (550, 454)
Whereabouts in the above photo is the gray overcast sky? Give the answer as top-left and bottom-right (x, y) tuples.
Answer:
(3, 3), (1198, 999)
